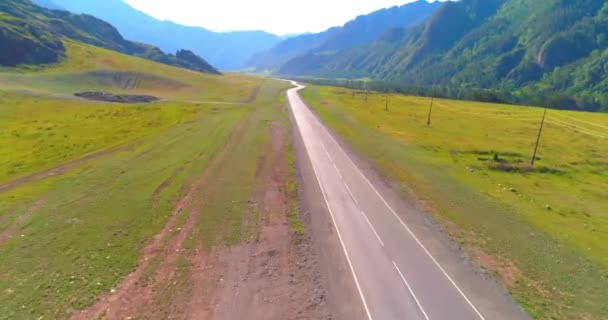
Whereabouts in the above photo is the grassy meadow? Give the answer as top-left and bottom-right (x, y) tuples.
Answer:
(300, 85), (608, 319)
(0, 92), (199, 185)
(0, 39), (290, 319)
(0, 40), (257, 102)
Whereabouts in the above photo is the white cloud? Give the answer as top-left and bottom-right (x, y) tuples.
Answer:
(123, 0), (430, 35)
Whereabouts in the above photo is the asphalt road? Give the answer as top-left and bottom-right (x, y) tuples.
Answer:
(287, 82), (530, 320)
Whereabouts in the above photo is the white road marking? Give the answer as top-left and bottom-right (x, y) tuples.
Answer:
(360, 209), (385, 247)
(319, 139), (384, 247)
(288, 89), (374, 320)
(345, 183), (360, 205)
(320, 122), (487, 320)
(331, 160), (360, 204)
(392, 261), (430, 320)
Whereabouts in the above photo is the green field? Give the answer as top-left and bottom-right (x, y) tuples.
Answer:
(0, 40), (290, 319)
(300, 85), (608, 319)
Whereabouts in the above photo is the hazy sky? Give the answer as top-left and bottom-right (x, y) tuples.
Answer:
(123, 0), (426, 35)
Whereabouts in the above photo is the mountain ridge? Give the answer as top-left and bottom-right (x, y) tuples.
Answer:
(1, 0), (219, 74)
(278, 0), (608, 111)
(40, 0), (281, 70)
(246, 0), (442, 72)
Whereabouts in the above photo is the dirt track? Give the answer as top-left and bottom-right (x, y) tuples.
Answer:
(69, 103), (330, 320)
(196, 114), (330, 320)
(0, 198), (44, 245)
(0, 144), (129, 194)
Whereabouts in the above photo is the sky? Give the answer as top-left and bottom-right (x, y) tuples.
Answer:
(123, 0), (425, 35)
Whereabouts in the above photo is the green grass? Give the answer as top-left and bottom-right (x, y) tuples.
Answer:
(0, 103), (246, 319)
(0, 39), (289, 319)
(192, 81), (292, 248)
(0, 40), (259, 101)
(283, 95), (304, 235)
(300, 85), (608, 319)
(0, 40), (265, 186)
(0, 92), (199, 185)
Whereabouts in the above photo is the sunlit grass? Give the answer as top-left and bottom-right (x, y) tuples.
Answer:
(0, 40), (260, 101)
(0, 39), (290, 319)
(301, 84), (608, 319)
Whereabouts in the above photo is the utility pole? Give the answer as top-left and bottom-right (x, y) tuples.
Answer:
(426, 86), (435, 127)
(530, 105), (548, 167)
(364, 83), (369, 103)
(385, 88), (390, 111)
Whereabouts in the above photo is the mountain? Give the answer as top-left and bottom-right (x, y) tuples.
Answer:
(246, 28), (341, 72)
(31, 0), (62, 10)
(0, 0), (219, 74)
(246, 0), (442, 72)
(41, 0), (281, 70)
(279, 0), (608, 111)
(280, 33), (311, 39)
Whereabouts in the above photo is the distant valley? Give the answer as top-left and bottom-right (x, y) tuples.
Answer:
(246, 0), (442, 72)
(34, 0), (281, 70)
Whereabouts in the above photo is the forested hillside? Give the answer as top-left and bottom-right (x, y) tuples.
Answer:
(280, 0), (608, 111)
(246, 0), (441, 72)
(0, 0), (219, 74)
(31, 0), (62, 10)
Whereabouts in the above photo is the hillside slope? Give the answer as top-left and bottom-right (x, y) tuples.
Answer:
(41, 0), (281, 70)
(279, 0), (608, 111)
(32, 0), (62, 10)
(0, 0), (219, 74)
(246, 0), (441, 71)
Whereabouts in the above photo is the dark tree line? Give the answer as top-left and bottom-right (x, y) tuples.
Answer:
(292, 77), (607, 112)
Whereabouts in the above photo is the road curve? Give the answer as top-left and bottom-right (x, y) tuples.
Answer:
(287, 82), (530, 320)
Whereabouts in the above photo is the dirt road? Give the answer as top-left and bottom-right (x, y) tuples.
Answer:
(69, 100), (330, 320)
(287, 82), (531, 320)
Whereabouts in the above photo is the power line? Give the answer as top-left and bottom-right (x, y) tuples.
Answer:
(430, 104), (606, 138)
(546, 117), (608, 139)
(551, 112), (608, 131)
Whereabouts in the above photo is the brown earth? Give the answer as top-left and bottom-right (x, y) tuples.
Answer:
(185, 113), (330, 320)
(243, 85), (261, 103)
(70, 104), (329, 320)
(74, 92), (159, 103)
(151, 150), (205, 209)
(70, 110), (251, 320)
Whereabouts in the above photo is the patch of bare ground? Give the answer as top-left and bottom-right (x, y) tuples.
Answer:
(0, 198), (44, 245)
(471, 246), (523, 289)
(70, 113), (251, 320)
(151, 151), (205, 209)
(69, 157), (206, 320)
(184, 107), (330, 320)
(444, 222), (554, 305)
(243, 85), (261, 103)
(71, 102), (329, 320)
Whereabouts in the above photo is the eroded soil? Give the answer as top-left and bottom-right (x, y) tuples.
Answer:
(74, 92), (159, 103)
(70, 105), (329, 320)
(191, 117), (330, 320)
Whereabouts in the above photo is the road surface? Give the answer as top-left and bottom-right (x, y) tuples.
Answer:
(287, 82), (530, 320)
